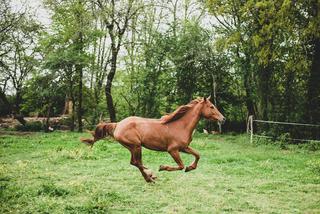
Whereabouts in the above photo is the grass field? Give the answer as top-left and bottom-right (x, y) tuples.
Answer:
(0, 131), (320, 213)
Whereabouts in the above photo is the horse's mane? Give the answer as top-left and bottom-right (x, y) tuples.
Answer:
(160, 99), (201, 124)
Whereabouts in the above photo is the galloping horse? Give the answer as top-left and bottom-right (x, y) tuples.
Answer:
(81, 97), (225, 182)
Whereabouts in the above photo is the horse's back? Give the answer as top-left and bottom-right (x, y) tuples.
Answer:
(113, 116), (169, 150)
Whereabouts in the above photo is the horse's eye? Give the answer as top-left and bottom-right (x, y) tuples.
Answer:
(210, 106), (214, 109)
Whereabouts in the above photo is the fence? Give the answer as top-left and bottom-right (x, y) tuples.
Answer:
(247, 115), (320, 143)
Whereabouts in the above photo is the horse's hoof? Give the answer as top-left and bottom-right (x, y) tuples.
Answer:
(185, 166), (193, 172)
(144, 169), (157, 179)
(146, 177), (155, 183)
(159, 165), (165, 171)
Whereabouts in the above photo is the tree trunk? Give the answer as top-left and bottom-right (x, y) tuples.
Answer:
(283, 70), (294, 121)
(307, 37), (320, 123)
(13, 114), (26, 126)
(13, 89), (26, 126)
(76, 62), (83, 132)
(105, 48), (118, 122)
(71, 97), (75, 131)
(44, 102), (51, 132)
(259, 65), (271, 120)
(0, 90), (11, 115)
(92, 92), (99, 124)
(15, 89), (22, 114)
(244, 71), (256, 117)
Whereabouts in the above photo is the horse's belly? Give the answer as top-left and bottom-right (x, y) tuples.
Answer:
(141, 140), (167, 151)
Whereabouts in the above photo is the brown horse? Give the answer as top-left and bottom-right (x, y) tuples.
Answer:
(81, 97), (225, 182)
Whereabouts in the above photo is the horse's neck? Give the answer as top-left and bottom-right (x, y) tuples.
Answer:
(178, 103), (202, 136)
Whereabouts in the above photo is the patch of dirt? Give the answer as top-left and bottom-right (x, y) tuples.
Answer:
(0, 130), (36, 136)
(0, 116), (69, 129)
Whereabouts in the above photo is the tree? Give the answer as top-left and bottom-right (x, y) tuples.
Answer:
(0, 0), (24, 68)
(304, 0), (320, 124)
(205, 0), (305, 121)
(95, 0), (143, 122)
(0, 1), (42, 124)
(205, 0), (320, 136)
(88, 3), (111, 124)
(44, 0), (96, 131)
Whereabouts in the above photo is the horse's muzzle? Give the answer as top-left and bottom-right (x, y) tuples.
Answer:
(220, 117), (226, 124)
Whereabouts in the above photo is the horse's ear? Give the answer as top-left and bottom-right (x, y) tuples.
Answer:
(203, 96), (211, 102)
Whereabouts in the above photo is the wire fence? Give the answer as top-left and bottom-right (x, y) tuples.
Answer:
(247, 116), (320, 143)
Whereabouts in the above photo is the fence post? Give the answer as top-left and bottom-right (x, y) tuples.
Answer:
(250, 115), (253, 143)
(247, 116), (250, 133)
(247, 115), (253, 143)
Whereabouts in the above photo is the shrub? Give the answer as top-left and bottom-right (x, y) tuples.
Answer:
(278, 133), (290, 149)
(15, 121), (43, 132)
(306, 141), (320, 151)
(58, 117), (74, 130)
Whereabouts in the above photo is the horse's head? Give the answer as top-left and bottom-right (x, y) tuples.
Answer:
(200, 96), (226, 124)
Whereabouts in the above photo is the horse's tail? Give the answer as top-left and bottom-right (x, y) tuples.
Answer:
(80, 122), (117, 147)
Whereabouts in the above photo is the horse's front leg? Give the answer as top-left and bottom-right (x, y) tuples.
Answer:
(159, 149), (185, 171)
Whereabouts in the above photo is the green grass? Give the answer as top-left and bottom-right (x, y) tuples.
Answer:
(0, 132), (320, 213)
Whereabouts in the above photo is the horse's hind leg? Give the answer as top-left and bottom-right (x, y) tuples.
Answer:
(159, 149), (185, 171)
(129, 145), (156, 182)
(182, 146), (200, 172)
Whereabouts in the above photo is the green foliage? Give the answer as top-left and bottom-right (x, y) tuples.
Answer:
(307, 141), (320, 152)
(205, 0), (320, 136)
(22, 74), (65, 116)
(0, 0), (42, 116)
(278, 133), (291, 150)
(15, 121), (43, 132)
